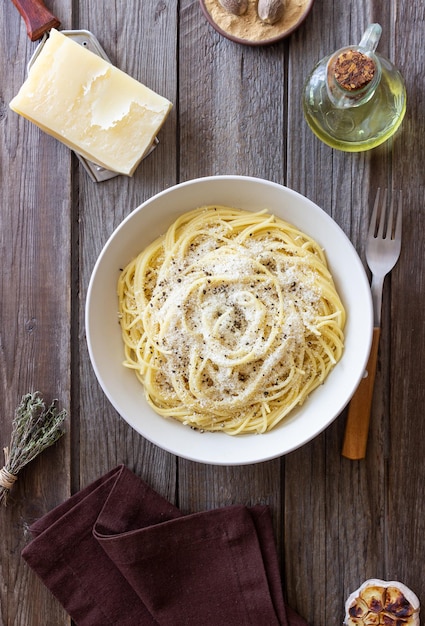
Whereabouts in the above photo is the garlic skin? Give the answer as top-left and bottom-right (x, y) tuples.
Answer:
(344, 579), (420, 625)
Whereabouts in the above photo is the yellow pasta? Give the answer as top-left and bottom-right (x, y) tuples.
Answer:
(117, 206), (345, 435)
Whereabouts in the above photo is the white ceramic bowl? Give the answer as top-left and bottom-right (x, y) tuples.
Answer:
(86, 176), (372, 465)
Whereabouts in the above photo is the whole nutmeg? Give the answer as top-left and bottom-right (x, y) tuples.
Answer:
(218, 0), (248, 16)
(257, 0), (285, 24)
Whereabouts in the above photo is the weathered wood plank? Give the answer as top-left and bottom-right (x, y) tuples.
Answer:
(76, 0), (179, 501)
(283, 1), (395, 622)
(177, 0), (286, 557)
(0, 1), (73, 624)
(180, 0), (287, 182)
(384, 0), (425, 601)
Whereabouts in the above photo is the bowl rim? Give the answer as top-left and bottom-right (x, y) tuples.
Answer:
(85, 175), (373, 464)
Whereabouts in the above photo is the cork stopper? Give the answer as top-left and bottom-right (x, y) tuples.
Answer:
(333, 49), (376, 92)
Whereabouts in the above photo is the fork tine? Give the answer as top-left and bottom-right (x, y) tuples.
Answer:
(384, 190), (402, 244)
(369, 188), (382, 238)
(385, 192), (394, 239)
(394, 190), (402, 241)
(385, 190), (403, 241)
(376, 188), (387, 239)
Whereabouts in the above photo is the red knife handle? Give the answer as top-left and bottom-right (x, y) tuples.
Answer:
(11, 0), (61, 41)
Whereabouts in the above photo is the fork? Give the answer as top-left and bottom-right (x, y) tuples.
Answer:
(342, 189), (402, 460)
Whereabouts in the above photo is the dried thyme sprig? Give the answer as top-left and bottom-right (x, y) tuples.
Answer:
(0, 391), (67, 506)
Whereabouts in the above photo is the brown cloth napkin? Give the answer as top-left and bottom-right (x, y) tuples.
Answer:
(22, 465), (308, 626)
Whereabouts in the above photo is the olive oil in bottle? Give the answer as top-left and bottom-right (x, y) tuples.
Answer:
(302, 24), (406, 152)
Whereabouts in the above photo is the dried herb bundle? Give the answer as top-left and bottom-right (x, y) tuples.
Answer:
(0, 392), (67, 506)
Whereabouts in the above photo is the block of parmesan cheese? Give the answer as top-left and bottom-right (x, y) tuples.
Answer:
(9, 29), (172, 176)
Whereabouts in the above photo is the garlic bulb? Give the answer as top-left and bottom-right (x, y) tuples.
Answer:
(344, 578), (420, 625)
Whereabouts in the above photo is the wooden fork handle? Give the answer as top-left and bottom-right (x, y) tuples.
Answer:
(342, 327), (381, 460)
(11, 0), (60, 41)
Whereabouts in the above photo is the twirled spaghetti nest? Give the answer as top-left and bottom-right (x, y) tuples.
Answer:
(118, 207), (345, 435)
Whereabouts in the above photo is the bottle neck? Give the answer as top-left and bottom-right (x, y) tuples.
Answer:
(326, 47), (382, 108)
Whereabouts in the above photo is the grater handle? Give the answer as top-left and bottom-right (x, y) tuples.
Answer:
(11, 0), (61, 41)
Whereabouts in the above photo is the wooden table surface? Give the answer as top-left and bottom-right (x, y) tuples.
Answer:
(1, 1), (425, 625)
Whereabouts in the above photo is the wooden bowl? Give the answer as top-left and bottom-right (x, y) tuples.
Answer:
(199, 0), (315, 46)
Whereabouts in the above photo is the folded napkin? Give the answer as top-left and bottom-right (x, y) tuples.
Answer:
(22, 465), (308, 626)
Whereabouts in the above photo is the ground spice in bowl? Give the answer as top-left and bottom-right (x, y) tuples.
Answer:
(199, 0), (314, 45)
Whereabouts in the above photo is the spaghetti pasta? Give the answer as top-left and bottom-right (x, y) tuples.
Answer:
(117, 206), (345, 435)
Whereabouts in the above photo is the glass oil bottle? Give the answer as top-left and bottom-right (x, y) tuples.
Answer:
(302, 24), (407, 151)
